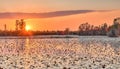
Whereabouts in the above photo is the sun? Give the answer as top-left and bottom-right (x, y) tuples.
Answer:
(25, 25), (31, 31)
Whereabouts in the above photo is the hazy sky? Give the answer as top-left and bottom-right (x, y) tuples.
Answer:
(0, 0), (120, 31)
(0, 0), (120, 12)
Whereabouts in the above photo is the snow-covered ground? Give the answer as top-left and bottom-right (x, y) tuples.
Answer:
(0, 36), (120, 69)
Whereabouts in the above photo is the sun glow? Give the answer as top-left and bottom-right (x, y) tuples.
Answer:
(26, 25), (31, 31)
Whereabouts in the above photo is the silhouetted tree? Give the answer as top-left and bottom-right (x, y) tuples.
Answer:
(15, 20), (19, 31)
(19, 19), (26, 31)
(107, 17), (120, 37)
(64, 28), (70, 35)
(4, 24), (7, 31)
(100, 23), (108, 35)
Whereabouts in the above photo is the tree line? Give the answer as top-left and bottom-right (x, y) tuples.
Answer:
(78, 17), (120, 36)
(0, 17), (120, 36)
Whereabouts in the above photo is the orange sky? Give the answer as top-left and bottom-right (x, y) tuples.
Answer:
(1, 0), (120, 12)
(0, 0), (120, 31)
(0, 10), (120, 31)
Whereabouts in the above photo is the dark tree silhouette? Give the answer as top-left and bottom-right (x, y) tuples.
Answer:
(19, 19), (26, 31)
(15, 20), (19, 31)
(78, 22), (109, 35)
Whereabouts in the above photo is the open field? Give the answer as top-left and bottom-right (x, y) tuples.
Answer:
(0, 36), (120, 69)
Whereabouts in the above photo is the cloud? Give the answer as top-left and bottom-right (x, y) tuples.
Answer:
(0, 10), (108, 19)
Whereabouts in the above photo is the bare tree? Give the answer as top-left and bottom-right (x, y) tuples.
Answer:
(16, 20), (19, 31)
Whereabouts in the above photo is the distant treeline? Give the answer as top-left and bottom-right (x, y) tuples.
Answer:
(0, 17), (120, 36)
(78, 17), (120, 36)
(78, 22), (108, 36)
(0, 30), (78, 36)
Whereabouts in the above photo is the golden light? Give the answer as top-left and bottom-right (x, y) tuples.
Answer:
(25, 25), (31, 31)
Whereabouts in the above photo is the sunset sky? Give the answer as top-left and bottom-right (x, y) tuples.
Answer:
(0, 0), (120, 31)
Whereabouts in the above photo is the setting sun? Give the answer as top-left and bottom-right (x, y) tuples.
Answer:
(25, 25), (31, 31)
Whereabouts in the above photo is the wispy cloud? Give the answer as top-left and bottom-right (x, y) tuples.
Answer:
(0, 10), (109, 19)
